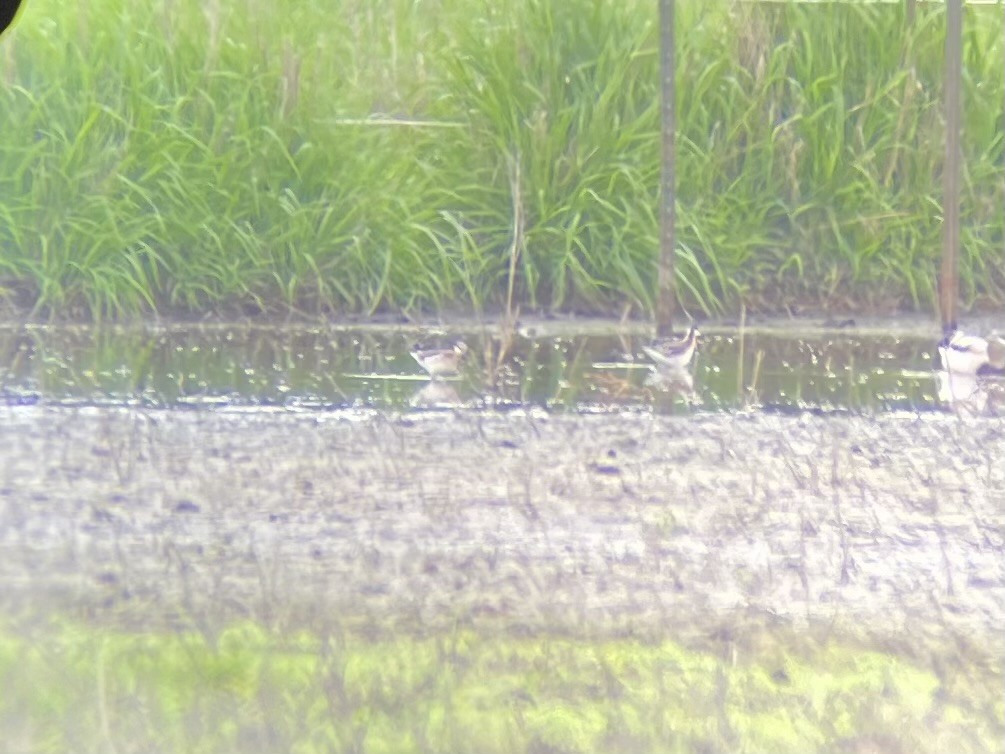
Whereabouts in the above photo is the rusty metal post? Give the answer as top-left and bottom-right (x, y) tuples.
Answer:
(939, 0), (962, 333)
(656, 0), (676, 337)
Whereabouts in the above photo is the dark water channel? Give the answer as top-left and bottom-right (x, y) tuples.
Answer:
(0, 322), (964, 413)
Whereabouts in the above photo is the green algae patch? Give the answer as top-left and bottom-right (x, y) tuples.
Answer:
(0, 619), (999, 754)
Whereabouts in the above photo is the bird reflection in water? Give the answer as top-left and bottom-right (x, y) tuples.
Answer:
(640, 325), (699, 403)
(935, 328), (1004, 415)
(410, 379), (463, 408)
(644, 364), (695, 398)
(935, 370), (1003, 415)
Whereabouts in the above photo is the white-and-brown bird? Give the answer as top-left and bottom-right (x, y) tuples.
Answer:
(937, 329), (1005, 375)
(642, 326), (700, 370)
(410, 341), (468, 379)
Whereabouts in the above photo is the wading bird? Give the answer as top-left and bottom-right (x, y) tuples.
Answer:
(410, 341), (468, 379)
(642, 326), (700, 370)
(938, 329), (1005, 375)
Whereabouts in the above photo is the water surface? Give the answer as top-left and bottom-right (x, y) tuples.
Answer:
(0, 322), (959, 414)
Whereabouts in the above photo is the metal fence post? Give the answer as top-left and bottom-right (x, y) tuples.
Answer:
(939, 0), (962, 333)
(657, 0), (677, 337)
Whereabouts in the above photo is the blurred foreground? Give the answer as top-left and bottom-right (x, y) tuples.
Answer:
(1, 406), (1002, 752)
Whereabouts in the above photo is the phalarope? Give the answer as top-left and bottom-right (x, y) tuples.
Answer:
(410, 341), (468, 378)
(642, 326), (700, 370)
(937, 329), (1005, 375)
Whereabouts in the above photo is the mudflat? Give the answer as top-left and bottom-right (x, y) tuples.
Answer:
(1, 404), (1001, 664)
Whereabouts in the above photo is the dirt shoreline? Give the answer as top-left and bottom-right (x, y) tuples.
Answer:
(0, 311), (1000, 337)
(1, 405), (1002, 662)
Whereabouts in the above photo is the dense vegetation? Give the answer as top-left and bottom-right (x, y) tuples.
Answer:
(0, 0), (1002, 320)
(3, 619), (1001, 752)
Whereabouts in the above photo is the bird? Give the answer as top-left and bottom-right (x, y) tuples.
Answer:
(936, 369), (990, 415)
(642, 326), (700, 370)
(410, 341), (468, 379)
(937, 329), (1005, 375)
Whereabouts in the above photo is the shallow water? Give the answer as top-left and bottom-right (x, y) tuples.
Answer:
(0, 322), (965, 413)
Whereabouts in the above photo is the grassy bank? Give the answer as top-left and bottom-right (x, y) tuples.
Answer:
(2, 618), (1001, 753)
(0, 0), (1002, 320)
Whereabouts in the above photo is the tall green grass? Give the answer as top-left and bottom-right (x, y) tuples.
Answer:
(0, 0), (1002, 319)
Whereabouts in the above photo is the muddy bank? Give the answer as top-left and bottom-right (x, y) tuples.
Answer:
(1, 405), (1002, 658)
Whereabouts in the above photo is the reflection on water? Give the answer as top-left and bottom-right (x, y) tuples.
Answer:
(644, 366), (695, 398)
(410, 380), (464, 409)
(0, 323), (998, 414)
(935, 370), (1004, 415)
